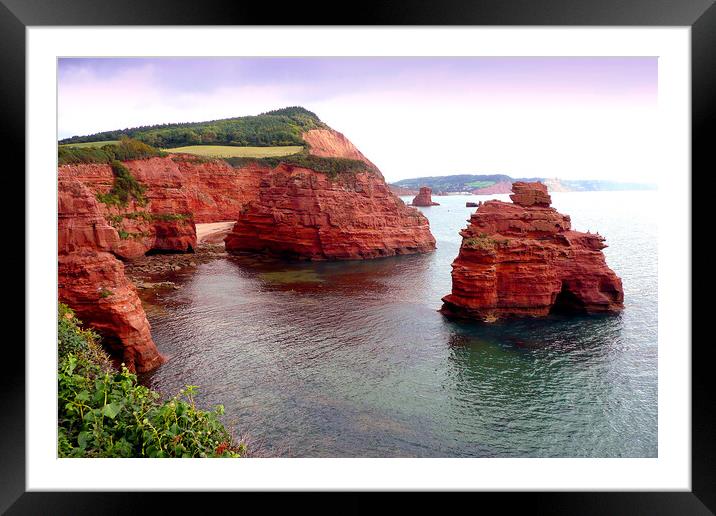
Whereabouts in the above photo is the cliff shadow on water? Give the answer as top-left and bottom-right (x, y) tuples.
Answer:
(137, 190), (656, 458)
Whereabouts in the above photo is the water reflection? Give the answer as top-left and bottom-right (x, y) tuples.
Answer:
(139, 192), (657, 457)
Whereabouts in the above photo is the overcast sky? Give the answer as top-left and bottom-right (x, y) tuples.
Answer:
(58, 57), (657, 183)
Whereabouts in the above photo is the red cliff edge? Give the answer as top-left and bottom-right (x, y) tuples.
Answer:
(59, 129), (437, 370)
(58, 177), (165, 372)
(440, 181), (623, 322)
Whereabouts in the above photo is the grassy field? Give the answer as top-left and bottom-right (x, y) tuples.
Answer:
(59, 140), (119, 148)
(466, 180), (497, 189)
(164, 145), (303, 158)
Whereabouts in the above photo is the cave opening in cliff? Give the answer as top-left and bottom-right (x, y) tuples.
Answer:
(550, 283), (587, 315)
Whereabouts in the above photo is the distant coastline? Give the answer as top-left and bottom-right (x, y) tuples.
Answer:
(390, 174), (656, 195)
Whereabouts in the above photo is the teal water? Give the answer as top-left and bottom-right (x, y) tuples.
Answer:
(139, 191), (658, 457)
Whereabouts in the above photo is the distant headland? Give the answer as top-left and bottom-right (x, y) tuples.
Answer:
(390, 174), (656, 196)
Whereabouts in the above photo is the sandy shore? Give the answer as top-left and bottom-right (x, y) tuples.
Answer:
(196, 221), (235, 244)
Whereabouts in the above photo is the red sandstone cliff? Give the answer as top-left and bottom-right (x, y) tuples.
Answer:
(411, 186), (440, 206)
(224, 165), (436, 260)
(174, 157), (264, 223)
(59, 125), (437, 371)
(303, 128), (379, 172)
(60, 158), (197, 259)
(58, 178), (164, 372)
(441, 182), (623, 321)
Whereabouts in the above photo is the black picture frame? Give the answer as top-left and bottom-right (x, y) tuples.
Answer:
(4, 0), (713, 513)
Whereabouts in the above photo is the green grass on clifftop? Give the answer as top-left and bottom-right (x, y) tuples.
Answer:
(57, 303), (245, 458)
(58, 137), (165, 166)
(60, 140), (119, 148)
(165, 145), (303, 158)
(224, 150), (373, 179)
(59, 106), (326, 149)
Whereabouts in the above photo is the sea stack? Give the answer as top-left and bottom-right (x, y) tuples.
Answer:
(57, 108), (437, 371)
(440, 181), (623, 322)
(411, 186), (440, 206)
(224, 127), (436, 260)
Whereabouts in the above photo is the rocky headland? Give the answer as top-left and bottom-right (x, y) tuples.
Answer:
(58, 111), (436, 371)
(441, 182), (624, 321)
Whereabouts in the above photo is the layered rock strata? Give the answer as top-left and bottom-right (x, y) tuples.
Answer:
(411, 186), (440, 206)
(58, 177), (164, 372)
(224, 166), (436, 260)
(174, 157), (264, 223)
(441, 182), (623, 321)
(59, 158), (197, 259)
(59, 126), (438, 371)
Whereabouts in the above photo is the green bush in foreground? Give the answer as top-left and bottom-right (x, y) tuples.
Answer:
(57, 303), (244, 458)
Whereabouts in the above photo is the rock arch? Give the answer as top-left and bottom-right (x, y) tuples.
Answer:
(550, 282), (588, 315)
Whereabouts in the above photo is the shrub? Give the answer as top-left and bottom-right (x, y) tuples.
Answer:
(463, 234), (497, 251)
(224, 150), (373, 179)
(96, 161), (147, 207)
(58, 137), (164, 166)
(57, 303), (244, 458)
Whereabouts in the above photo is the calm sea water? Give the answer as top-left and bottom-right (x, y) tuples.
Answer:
(139, 191), (658, 457)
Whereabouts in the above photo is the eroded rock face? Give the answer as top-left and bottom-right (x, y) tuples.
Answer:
(441, 181), (623, 321)
(174, 157), (264, 223)
(303, 128), (379, 172)
(59, 127), (438, 371)
(225, 166), (436, 260)
(411, 186), (440, 207)
(59, 159), (197, 260)
(58, 178), (164, 372)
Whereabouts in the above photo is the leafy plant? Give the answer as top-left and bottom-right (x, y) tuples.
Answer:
(99, 287), (113, 298)
(57, 303), (245, 458)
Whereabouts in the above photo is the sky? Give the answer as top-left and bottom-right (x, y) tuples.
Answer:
(58, 57), (658, 183)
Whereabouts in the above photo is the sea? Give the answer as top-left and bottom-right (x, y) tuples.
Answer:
(138, 191), (658, 457)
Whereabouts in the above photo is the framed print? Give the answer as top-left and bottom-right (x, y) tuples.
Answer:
(5, 0), (714, 512)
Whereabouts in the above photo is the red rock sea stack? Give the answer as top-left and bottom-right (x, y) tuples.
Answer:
(440, 181), (624, 321)
(224, 165), (436, 260)
(225, 127), (436, 260)
(58, 177), (164, 372)
(411, 186), (440, 206)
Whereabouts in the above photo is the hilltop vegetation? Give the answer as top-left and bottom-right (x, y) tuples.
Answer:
(58, 136), (373, 181)
(58, 137), (164, 166)
(224, 150), (373, 179)
(59, 107), (327, 149)
(393, 174), (513, 193)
